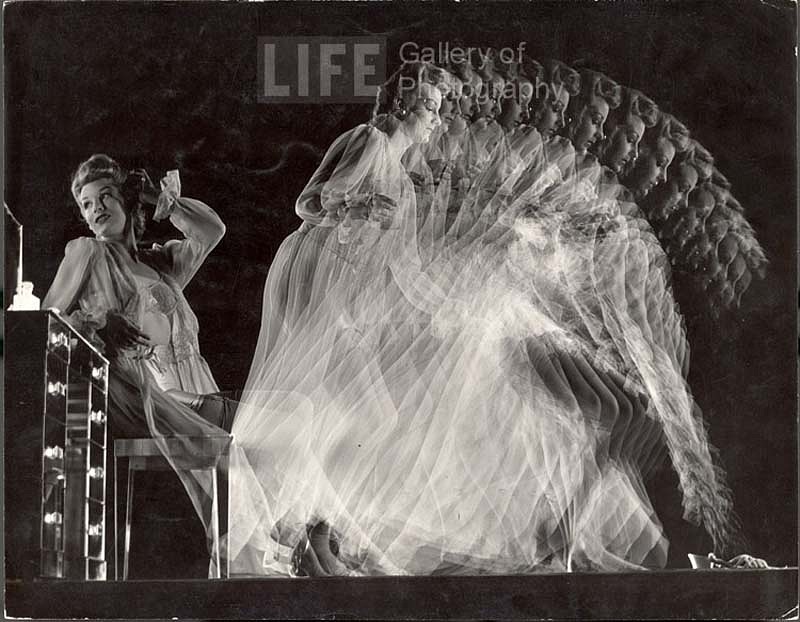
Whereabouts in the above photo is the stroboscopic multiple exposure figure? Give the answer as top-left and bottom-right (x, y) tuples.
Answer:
(46, 49), (769, 578)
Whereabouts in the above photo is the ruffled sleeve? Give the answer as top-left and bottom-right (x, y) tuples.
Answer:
(152, 189), (226, 289)
(295, 128), (357, 225)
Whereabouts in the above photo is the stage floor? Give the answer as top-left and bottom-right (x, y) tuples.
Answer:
(6, 568), (797, 620)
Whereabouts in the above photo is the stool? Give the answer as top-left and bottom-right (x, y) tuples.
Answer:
(113, 435), (232, 580)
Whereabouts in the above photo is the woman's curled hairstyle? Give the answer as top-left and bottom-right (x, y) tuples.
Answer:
(574, 69), (622, 111)
(642, 113), (691, 156)
(71, 153), (147, 240)
(522, 58), (581, 118)
(373, 61), (451, 120)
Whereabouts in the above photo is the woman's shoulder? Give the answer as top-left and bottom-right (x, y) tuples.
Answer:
(319, 124), (384, 166)
(332, 122), (396, 171)
(332, 123), (373, 142)
(63, 236), (102, 258)
(347, 122), (388, 145)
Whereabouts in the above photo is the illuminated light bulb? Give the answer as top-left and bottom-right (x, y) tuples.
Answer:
(49, 332), (69, 348)
(87, 523), (103, 537)
(47, 381), (66, 396)
(89, 410), (106, 424)
(88, 467), (104, 479)
(91, 367), (105, 381)
(44, 512), (63, 525)
(43, 446), (64, 460)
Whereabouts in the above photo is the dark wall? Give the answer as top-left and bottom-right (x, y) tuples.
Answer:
(5, 1), (796, 568)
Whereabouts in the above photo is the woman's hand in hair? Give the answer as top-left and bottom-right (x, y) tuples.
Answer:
(129, 168), (160, 206)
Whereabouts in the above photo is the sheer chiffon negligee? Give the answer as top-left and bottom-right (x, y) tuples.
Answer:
(43, 197), (227, 424)
(235, 117), (734, 576)
(42, 197), (261, 572)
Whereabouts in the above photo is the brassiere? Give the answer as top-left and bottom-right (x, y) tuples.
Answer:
(134, 273), (178, 345)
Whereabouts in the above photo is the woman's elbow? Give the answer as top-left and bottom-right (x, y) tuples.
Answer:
(213, 219), (227, 244)
(203, 215), (226, 247)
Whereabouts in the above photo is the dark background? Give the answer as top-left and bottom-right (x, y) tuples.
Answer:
(5, 1), (796, 574)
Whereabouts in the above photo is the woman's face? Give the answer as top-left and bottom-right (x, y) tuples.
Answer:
(439, 78), (461, 131)
(570, 93), (610, 153)
(475, 74), (504, 122)
(497, 92), (521, 133)
(458, 73), (482, 122)
(497, 78), (533, 132)
(665, 162), (699, 211)
(517, 77), (534, 125)
(474, 50), (497, 81)
(602, 114), (646, 174)
(625, 136), (677, 198)
(403, 82), (443, 143)
(78, 178), (128, 240)
(446, 78), (468, 136)
(648, 161), (698, 221)
(534, 84), (569, 139)
(437, 90), (455, 130)
(688, 184), (715, 218)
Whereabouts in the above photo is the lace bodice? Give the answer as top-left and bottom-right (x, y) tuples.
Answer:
(133, 273), (202, 368)
(43, 194), (224, 395)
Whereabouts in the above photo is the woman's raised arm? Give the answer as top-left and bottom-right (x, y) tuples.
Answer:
(155, 195), (226, 289)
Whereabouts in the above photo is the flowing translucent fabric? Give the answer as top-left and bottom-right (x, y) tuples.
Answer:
(233, 114), (736, 576)
(40, 126), (734, 576)
(237, 121), (452, 574)
(41, 197), (268, 575)
(42, 196), (227, 417)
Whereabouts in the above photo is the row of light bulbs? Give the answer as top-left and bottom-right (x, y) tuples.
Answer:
(47, 372), (107, 399)
(43, 511), (103, 537)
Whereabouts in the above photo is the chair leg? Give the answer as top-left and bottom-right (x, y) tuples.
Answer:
(114, 453), (119, 581)
(123, 464), (134, 580)
(210, 467), (221, 579)
(219, 454), (230, 579)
